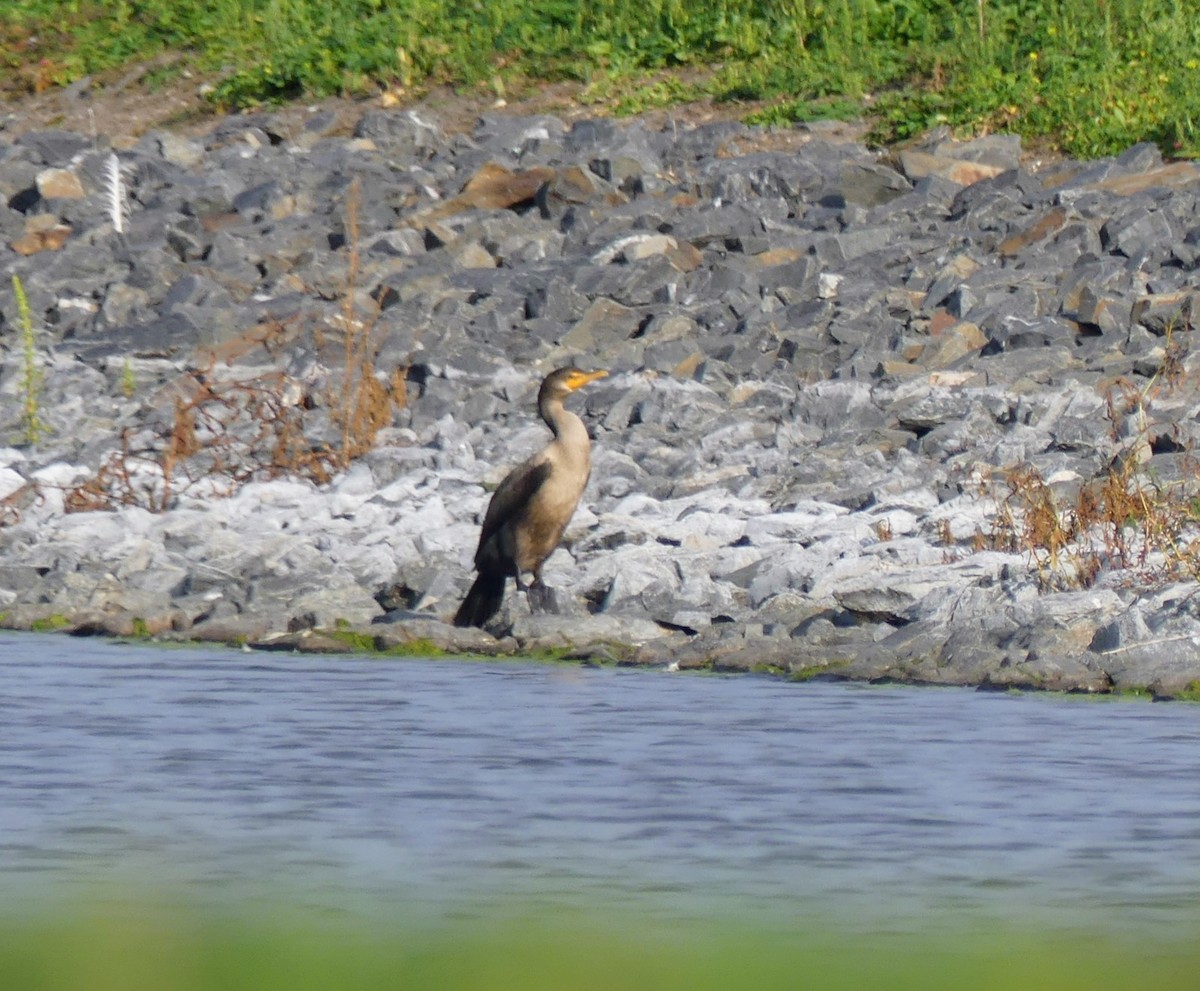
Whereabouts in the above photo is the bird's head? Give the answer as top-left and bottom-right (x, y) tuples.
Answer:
(540, 366), (608, 401)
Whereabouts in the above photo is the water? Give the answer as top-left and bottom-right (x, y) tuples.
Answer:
(3, 630), (1200, 938)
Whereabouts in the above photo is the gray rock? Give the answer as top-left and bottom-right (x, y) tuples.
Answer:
(17, 129), (92, 167)
(5, 102), (1200, 695)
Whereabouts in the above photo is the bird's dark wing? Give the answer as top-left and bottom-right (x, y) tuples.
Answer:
(475, 458), (552, 564)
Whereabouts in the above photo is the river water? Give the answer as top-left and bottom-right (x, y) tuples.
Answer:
(2, 631), (1200, 938)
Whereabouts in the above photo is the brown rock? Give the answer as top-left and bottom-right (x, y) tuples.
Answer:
(65, 610), (138, 638)
(248, 629), (358, 653)
(672, 351), (706, 379)
(597, 233), (703, 272)
(897, 149), (1005, 186)
(1085, 161), (1200, 196)
(451, 240), (498, 269)
(1132, 291), (1199, 335)
(544, 164), (626, 207)
(928, 370), (986, 388)
(749, 246), (806, 268)
(460, 161), (555, 209)
(561, 298), (637, 350)
(35, 167), (85, 199)
(920, 319), (987, 368)
(406, 162), (628, 226)
(406, 162), (556, 223)
(1074, 287), (1130, 334)
(664, 239), (703, 272)
(928, 309), (959, 336)
(876, 359), (925, 381)
(999, 207), (1069, 257)
(10, 215), (72, 255)
(188, 615), (277, 645)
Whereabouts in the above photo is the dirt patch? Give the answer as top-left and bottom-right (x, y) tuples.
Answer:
(0, 62), (872, 151)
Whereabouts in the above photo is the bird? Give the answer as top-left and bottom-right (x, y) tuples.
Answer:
(453, 366), (608, 628)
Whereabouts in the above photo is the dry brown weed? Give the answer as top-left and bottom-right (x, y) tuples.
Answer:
(63, 177), (409, 514)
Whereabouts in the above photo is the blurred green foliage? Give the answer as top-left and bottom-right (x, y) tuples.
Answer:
(2, 898), (1200, 991)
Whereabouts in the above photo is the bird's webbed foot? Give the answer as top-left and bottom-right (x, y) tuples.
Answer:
(525, 578), (559, 615)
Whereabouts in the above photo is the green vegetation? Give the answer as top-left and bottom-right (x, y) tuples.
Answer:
(1172, 681), (1200, 703)
(2, 901), (1200, 991)
(322, 628), (605, 663)
(382, 635), (453, 657)
(10, 275), (47, 448)
(119, 358), (136, 399)
(29, 613), (70, 632)
(324, 627), (382, 652)
(789, 659), (851, 682)
(322, 625), (470, 658)
(4, 1), (1200, 157)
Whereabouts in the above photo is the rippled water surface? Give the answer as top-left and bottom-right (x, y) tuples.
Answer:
(3, 631), (1200, 936)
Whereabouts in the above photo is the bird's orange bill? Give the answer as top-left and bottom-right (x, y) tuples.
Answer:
(566, 369), (608, 390)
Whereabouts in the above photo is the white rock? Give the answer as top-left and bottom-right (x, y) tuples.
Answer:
(0, 466), (25, 500)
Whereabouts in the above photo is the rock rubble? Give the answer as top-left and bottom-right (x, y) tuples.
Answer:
(3, 102), (1200, 696)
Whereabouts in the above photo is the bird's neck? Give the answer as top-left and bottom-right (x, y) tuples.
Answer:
(541, 398), (591, 465)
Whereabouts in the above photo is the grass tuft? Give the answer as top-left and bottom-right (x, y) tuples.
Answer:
(10, 275), (47, 448)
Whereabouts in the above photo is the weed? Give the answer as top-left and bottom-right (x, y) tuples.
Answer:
(10, 275), (47, 447)
(935, 518), (953, 546)
(1001, 463), (1077, 583)
(982, 334), (1200, 589)
(64, 180), (407, 514)
(120, 359), (136, 399)
(328, 177), (403, 472)
(65, 361), (325, 512)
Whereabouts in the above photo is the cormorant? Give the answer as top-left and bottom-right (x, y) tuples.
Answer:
(453, 366), (608, 628)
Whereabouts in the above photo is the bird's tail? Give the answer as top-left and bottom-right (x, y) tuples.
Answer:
(453, 570), (506, 628)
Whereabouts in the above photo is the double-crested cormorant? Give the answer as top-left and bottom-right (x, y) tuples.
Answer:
(454, 366), (608, 628)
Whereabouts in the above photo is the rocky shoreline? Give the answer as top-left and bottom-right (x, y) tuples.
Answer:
(3, 99), (1200, 697)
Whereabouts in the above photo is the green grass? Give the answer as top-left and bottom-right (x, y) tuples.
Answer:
(3, 901), (1200, 991)
(28, 613), (70, 633)
(3, 0), (1200, 157)
(10, 275), (46, 448)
